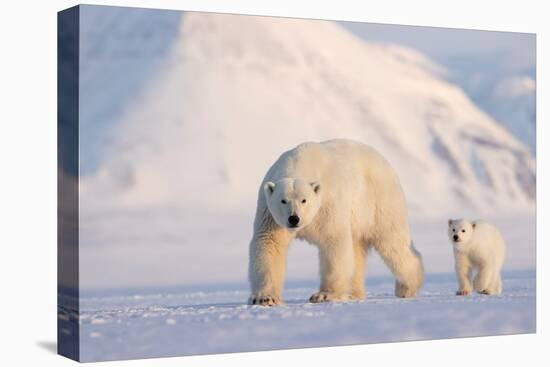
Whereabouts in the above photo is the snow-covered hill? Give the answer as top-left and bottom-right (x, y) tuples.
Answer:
(80, 11), (535, 217)
(455, 71), (536, 153)
(340, 22), (536, 154)
(75, 8), (536, 289)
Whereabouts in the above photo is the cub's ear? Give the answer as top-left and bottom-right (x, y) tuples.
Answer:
(311, 181), (321, 194)
(448, 219), (453, 227)
(264, 181), (275, 196)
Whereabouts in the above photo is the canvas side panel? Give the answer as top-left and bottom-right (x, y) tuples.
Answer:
(57, 5), (80, 362)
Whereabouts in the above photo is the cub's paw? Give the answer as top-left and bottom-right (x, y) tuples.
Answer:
(456, 289), (471, 296)
(309, 291), (349, 303)
(248, 294), (281, 306)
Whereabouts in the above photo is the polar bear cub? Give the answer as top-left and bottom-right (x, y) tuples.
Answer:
(448, 219), (506, 296)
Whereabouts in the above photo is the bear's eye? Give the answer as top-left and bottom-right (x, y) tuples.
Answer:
(452, 229), (455, 232)
(281, 199), (287, 204)
(461, 229), (465, 233)
(302, 199), (306, 203)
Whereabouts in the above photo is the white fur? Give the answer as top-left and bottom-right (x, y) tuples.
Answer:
(448, 219), (506, 296)
(248, 139), (424, 305)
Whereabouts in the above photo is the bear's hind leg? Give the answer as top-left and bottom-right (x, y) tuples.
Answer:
(494, 275), (503, 294)
(351, 243), (366, 300)
(374, 236), (424, 298)
(474, 263), (494, 294)
(486, 274), (502, 295)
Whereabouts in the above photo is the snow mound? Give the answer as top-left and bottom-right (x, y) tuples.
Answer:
(80, 12), (535, 216)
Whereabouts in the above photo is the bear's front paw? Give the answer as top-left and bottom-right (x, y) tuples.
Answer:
(395, 281), (418, 298)
(478, 289), (491, 295)
(456, 289), (471, 296)
(309, 291), (349, 303)
(248, 294), (281, 306)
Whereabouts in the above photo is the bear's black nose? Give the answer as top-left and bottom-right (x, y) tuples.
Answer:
(288, 215), (300, 227)
(453, 234), (459, 241)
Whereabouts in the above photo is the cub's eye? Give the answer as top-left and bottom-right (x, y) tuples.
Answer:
(452, 229), (455, 232)
(461, 229), (465, 233)
(302, 199), (306, 203)
(281, 199), (287, 204)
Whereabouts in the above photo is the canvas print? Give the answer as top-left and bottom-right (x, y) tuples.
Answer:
(57, 4), (536, 362)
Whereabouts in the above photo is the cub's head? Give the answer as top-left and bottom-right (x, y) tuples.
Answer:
(263, 178), (321, 231)
(448, 219), (476, 246)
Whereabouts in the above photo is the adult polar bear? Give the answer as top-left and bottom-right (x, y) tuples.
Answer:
(248, 139), (424, 306)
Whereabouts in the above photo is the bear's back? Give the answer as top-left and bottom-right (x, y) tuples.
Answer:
(274, 139), (386, 176)
(264, 140), (396, 188)
(472, 221), (506, 248)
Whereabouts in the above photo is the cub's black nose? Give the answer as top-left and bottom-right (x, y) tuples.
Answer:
(453, 235), (459, 241)
(288, 215), (300, 227)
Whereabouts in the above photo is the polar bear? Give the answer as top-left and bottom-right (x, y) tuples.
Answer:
(448, 219), (506, 296)
(248, 139), (424, 306)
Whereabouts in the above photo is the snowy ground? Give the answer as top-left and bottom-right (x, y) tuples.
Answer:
(64, 270), (535, 362)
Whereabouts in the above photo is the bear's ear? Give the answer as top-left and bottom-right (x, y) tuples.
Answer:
(311, 181), (321, 194)
(472, 222), (476, 229)
(264, 181), (275, 196)
(448, 219), (453, 227)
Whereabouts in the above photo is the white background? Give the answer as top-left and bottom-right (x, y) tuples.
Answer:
(0, 0), (547, 366)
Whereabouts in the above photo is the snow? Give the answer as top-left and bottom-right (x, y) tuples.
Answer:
(56, 8), (537, 361)
(341, 22), (536, 153)
(71, 7), (538, 290)
(79, 10), (535, 217)
(70, 271), (535, 362)
(78, 6), (182, 174)
(448, 70), (536, 154)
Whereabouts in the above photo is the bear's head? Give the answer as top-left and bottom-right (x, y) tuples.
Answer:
(448, 219), (476, 247)
(263, 178), (321, 232)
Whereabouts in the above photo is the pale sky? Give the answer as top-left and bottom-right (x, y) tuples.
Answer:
(341, 21), (535, 72)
